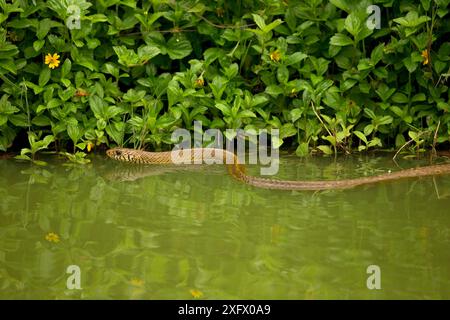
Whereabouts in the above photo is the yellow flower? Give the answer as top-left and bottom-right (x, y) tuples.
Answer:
(87, 142), (94, 153)
(130, 278), (145, 287)
(421, 49), (429, 65)
(44, 53), (61, 69)
(269, 50), (281, 62)
(45, 232), (60, 243)
(190, 289), (203, 299)
(195, 77), (204, 87)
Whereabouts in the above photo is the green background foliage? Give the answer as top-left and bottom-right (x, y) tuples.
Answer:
(0, 0), (449, 160)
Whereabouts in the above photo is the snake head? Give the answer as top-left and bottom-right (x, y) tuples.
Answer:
(106, 148), (143, 164)
(106, 148), (128, 161)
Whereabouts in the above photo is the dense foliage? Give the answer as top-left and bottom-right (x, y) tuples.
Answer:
(0, 0), (449, 163)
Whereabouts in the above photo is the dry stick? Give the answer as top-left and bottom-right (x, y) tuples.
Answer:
(310, 101), (340, 156)
(431, 120), (441, 160)
(393, 138), (416, 162)
(392, 131), (430, 161)
(311, 101), (333, 138)
(118, 29), (198, 37)
(392, 156), (402, 170)
(435, 70), (450, 87)
(195, 13), (255, 29)
(432, 177), (441, 199)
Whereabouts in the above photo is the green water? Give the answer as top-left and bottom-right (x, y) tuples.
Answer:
(1, 153), (450, 299)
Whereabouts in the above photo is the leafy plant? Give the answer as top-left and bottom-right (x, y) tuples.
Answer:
(0, 0), (449, 160)
(15, 132), (54, 165)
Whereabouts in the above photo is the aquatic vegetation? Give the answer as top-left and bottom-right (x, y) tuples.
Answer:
(14, 132), (54, 165)
(0, 0), (448, 161)
(1, 156), (450, 299)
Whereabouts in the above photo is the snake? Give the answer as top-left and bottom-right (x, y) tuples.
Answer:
(106, 147), (450, 190)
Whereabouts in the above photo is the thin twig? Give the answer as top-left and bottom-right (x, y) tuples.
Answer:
(431, 120), (440, 160)
(311, 101), (333, 138)
(195, 13), (255, 29)
(432, 177), (441, 199)
(393, 131), (429, 161)
(311, 101), (342, 156)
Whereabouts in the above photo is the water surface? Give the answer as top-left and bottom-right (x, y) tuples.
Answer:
(1, 153), (450, 299)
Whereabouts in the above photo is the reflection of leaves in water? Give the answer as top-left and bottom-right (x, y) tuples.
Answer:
(20, 168), (53, 184)
(1, 155), (450, 298)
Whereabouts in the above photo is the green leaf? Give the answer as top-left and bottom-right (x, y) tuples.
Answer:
(265, 85), (284, 97)
(86, 13), (108, 23)
(0, 114), (7, 126)
(106, 122), (124, 145)
(295, 142), (309, 157)
(61, 59), (72, 78)
(357, 58), (374, 71)
(411, 93), (426, 102)
(15, 154), (32, 161)
(166, 37), (192, 60)
(238, 110), (257, 118)
(344, 13), (362, 38)
(209, 76), (228, 100)
(262, 19), (283, 33)
(215, 103), (231, 116)
(280, 123), (296, 138)
(123, 89), (146, 103)
(354, 131), (368, 144)
(252, 14), (266, 31)
(204, 48), (226, 65)
(33, 40), (45, 52)
(364, 124), (374, 135)
(272, 136), (283, 149)
(284, 52), (308, 66)
(37, 19), (52, 40)
(113, 46), (140, 67)
(370, 44), (385, 65)
(375, 84), (396, 101)
(392, 92), (409, 103)
(89, 95), (105, 118)
(403, 55), (418, 73)
(32, 115), (51, 126)
(290, 108), (302, 122)
(137, 45), (161, 61)
(317, 145), (333, 155)
(377, 115), (393, 125)
(395, 134), (406, 148)
(223, 63), (239, 79)
(251, 95), (268, 107)
(330, 33), (354, 46)
(329, 0), (351, 12)
(364, 108), (377, 120)
(167, 80), (183, 107)
(67, 123), (81, 144)
(393, 11), (431, 28)
(103, 63), (120, 78)
(39, 68), (51, 87)
(0, 60), (17, 74)
(408, 130), (419, 141)
(277, 66), (289, 84)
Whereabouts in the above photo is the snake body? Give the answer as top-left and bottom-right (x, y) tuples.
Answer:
(106, 148), (450, 190)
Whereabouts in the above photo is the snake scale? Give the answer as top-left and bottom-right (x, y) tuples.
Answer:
(106, 147), (450, 191)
